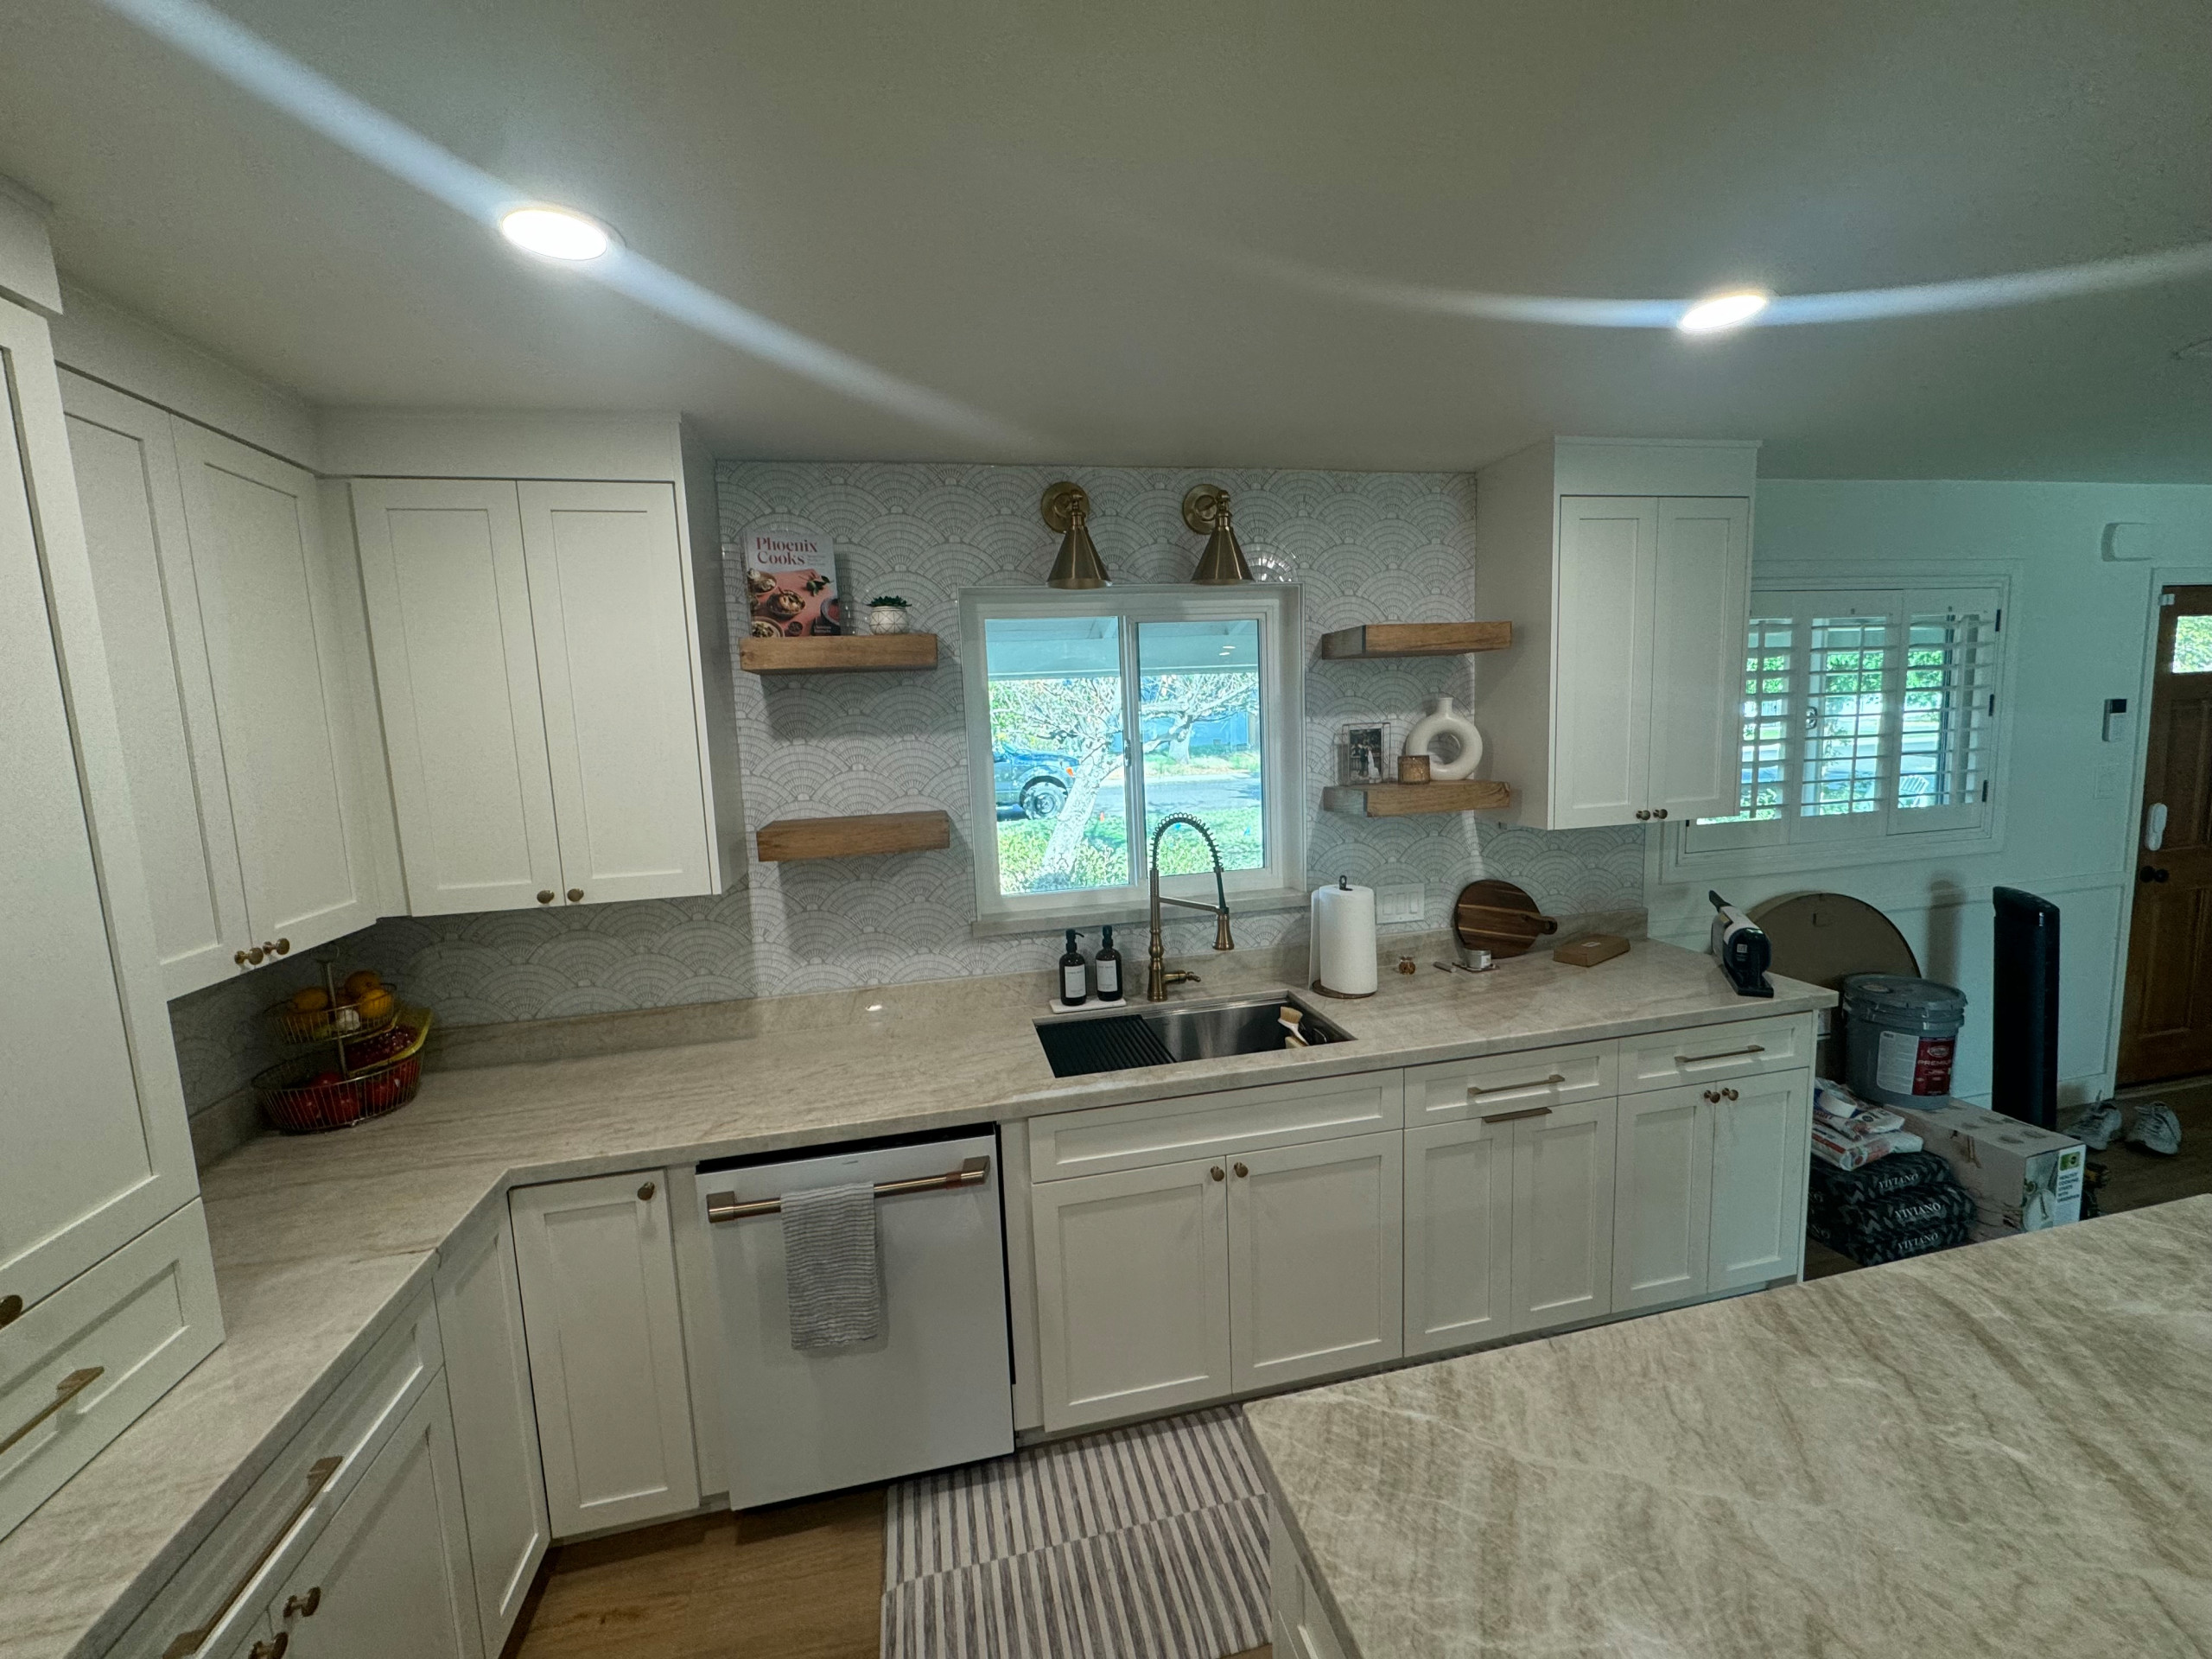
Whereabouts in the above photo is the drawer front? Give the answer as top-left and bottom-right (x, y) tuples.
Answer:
(116, 1288), (442, 1659)
(0, 1203), (222, 1541)
(1402, 1041), (1617, 1125)
(1618, 1014), (1813, 1095)
(1029, 1070), (1403, 1181)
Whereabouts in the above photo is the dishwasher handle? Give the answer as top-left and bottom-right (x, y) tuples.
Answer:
(706, 1154), (990, 1224)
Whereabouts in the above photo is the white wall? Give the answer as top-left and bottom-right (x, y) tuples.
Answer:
(1649, 479), (2212, 1108)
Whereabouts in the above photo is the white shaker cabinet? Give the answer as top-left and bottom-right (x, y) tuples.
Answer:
(1474, 439), (1756, 830)
(1611, 1084), (1713, 1312)
(1403, 1118), (1515, 1357)
(509, 1172), (700, 1537)
(1709, 1071), (1813, 1290)
(352, 478), (717, 914)
(1031, 1157), (1233, 1433)
(1505, 1097), (1617, 1334)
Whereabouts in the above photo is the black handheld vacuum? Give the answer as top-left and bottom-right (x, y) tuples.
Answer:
(1708, 891), (1774, 998)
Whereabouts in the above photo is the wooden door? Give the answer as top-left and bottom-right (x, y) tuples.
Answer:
(1552, 497), (1658, 827)
(268, 1384), (484, 1659)
(61, 375), (252, 995)
(1611, 1084), (1712, 1311)
(1029, 1157), (1231, 1431)
(1226, 1130), (1402, 1394)
(172, 421), (377, 955)
(2120, 586), (2212, 1083)
(0, 302), (199, 1311)
(352, 480), (563, 915)
(1403, 1118), (1515, 1357)
(433, 1213), (550, 1655)
(1647, 497), (1752, 822)
(516, 481), (713, 906)
(1708, 1071), (1812, 1289)
(1506, 1097), (1616, 1334)
(509, 1171), (698, 1537)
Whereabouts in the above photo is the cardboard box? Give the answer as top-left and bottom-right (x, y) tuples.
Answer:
(1891, 1101), (2085, 1238)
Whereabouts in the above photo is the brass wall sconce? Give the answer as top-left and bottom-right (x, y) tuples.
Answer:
(1182, 485), (1253, 584)
(1041, 480), (1109, 589)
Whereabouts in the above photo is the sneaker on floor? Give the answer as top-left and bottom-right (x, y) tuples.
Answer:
(2127, 1100), (2182, 1156)
(2073, 1100), (2123, 1151)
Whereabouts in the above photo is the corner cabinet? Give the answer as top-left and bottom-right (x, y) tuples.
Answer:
(1473, 439), (1755, 830)
(347, 476), (730, 914)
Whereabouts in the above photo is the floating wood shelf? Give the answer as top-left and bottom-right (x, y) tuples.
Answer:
(755, 810), (952, 862)
(1319, 622), (1512, 660)
(1322, 779), (1511, 817)
(740, 633), (938, 675)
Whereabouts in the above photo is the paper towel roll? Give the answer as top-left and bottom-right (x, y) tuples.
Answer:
(1310, 881), (1379, 996)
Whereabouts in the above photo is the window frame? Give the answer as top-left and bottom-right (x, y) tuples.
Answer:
(1662, 568), (2012, 882)
(959, 583), (1305, 928)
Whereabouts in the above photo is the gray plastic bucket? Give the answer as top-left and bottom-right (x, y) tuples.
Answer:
(1842, 974), (1967, 1107)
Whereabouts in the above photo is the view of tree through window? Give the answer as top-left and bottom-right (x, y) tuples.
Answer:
(2172, 615), (2212, 674)
(1140, 620), (1262, 877)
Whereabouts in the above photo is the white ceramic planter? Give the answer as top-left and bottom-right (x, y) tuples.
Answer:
(868, 605), (912, 634)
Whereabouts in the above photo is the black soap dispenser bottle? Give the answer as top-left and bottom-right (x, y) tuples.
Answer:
(1058, 929), (1088, 1007)
(1095, 925), (1124, 1002)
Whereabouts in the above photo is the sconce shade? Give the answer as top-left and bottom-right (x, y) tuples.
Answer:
(1183, 484), (1253, 584)
(1041, 480), (1110, 588)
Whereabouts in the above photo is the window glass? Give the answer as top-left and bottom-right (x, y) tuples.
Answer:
(1707, 617), (1794, 823)
(1802, 616), (1888, 815)
(2172, 614), (2212, 674)
(1137, 620), (1264, 874)
(983, 616), (1129, 895)
(1898, 611), (1995, 810)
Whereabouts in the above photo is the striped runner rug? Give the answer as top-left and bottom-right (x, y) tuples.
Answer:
(880, 1407), (1271, 1659)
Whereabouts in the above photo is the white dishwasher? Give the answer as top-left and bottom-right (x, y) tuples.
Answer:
(701, 1128), (1014, 1508)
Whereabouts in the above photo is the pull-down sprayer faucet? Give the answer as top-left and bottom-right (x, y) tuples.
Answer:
(1147, 813), (1234, 1001)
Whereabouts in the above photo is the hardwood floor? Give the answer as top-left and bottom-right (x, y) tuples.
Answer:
(506, 1486), (1272, 1659)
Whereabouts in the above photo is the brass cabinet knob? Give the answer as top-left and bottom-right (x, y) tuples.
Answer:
(636, 1181), (657, 1202)
(537, 890), (556, 905)
(1721, 1086), (1738, 1101)
(250, 1636), (289, 1659)
(1635, 810), (1652, 821)
(1233, 1162), (1249, 1179)
(285, 1586), (322, 1619)
(0, 1294), (22, 1329)
(239, 945), (266, 966)
(1210, 1166), (1224, 1182)
(235, 950), (251, 966)
(567, 887), (584, 903)
(1653, 809), (1669, 820)
(273, 938), (291, 955)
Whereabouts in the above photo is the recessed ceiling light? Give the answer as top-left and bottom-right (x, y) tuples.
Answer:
(1678, 289), (1770, 334)
(499, 205), (613, 261)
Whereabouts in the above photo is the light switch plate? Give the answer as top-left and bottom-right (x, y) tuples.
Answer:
(1376, 883), (1425, 925)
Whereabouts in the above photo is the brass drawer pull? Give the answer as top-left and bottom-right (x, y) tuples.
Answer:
(1674, 1043), (1765, 1065)
(1465, 1072), (1567, 1097)
(0, 1366), (104, 1457)
(164, 1455), (342, 1657)
(1479, 1105), (1554, 1125)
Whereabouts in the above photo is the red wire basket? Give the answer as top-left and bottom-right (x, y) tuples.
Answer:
(254, 1008), (434, 1134)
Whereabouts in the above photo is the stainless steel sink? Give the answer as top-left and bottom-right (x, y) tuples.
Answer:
(1035, 991), (1352, 1078)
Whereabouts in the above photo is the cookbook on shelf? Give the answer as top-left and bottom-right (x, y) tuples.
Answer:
(738, 521), (843, 638)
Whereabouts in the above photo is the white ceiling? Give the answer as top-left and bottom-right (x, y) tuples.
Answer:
(3, 0), (2207, 479)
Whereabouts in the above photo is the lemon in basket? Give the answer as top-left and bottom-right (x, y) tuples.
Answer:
(290, 986), (331, 1013)
(355, 985), (397, 1023)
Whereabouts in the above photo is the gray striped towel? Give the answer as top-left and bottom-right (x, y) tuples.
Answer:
(781, 1182), (881, 1349)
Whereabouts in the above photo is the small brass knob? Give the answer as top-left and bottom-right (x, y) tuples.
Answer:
(537, 890), (556, 905)
(245, 945), (266, 965)
(0, 1293), (22, 1329)
(251, 1635), (289, 1659)
(1635, 810), (1652, 821)
(637, 1181), (657, 1202)
(236, 950), (251, 966)
(1210, 1166), (1224, 1182)
(273, 938), (291, 955)
(1722, 1087), (1739, 1101)
(567, 888), (584, 903)
(1653, 808), (1669, 820)
(286, 1586), (322, 1619)
(1233, 1161), (1249, 1179)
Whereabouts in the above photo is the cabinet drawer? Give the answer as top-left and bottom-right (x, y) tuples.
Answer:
(115, 1288), (442, 1659)
(0, 1203), (221, 1540)
(1028, 1071), (1403, 1181)
(1618, 1014), (1812, 1095)
(1402, 1041), (1616, 1124)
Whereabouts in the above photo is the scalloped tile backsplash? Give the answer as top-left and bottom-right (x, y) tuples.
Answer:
(168, 460), (1644, 1116)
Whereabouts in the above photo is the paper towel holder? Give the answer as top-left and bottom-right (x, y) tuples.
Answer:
(1310, 874), (1380, 1000)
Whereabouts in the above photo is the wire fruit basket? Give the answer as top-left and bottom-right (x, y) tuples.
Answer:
(254, 1008), (433, 1134)
(267, 984), (404, 1046)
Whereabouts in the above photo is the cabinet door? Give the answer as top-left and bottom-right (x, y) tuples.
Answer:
(433, 1213), (550, 1655)
(60, 375), (251, 995)
(1553, 496), (1658, 827)
(1228, 1130), (1402, 1394)
(1403, 1119), (1514, 1357)
(517, 482), (712, 906)
(1030, 1158), (1231, 1432)
(1508, 1098), (1616, 1334)
(1709, 1071), (1812, 1289)
(1611, 1084), (1712, 1312)
(0, 304), (198, 1311)
(269, 1383), (483, 1659)
(509, 1171), (699, 1536)
(1646, 498), (1751, 821)
(351, 480), (563, 915)
(172, 422), (376, 955)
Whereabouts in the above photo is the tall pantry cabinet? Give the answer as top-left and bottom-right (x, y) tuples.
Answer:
(0, 239), (220, 1541)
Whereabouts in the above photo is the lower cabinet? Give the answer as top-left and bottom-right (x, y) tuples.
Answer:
(1709, 1071), (1813, 1288)
(509, 1171), (700, 1537)
(1611, 1085), (1714, 1311)
(265, 1384), (482, 1659)
(1269, 1505), (1349, 1659)
(1505, 1098), (1617, 1334)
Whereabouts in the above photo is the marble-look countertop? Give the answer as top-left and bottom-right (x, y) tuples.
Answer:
(1246, 1195), (2212, 1659)
(4, 939), (1827, 1659)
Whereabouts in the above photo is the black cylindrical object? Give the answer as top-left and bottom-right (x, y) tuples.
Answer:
(1991, 887), (2060, 1128)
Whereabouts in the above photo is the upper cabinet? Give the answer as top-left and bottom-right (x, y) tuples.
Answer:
(349, 474), (727, 913)
(1473, 439), (1755, 830)
(62, 373), (384, 995)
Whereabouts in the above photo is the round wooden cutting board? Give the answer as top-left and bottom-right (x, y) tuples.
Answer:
(1452, 879), (1560, 957)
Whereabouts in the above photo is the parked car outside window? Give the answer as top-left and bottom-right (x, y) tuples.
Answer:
(994, 743), (1077, 819)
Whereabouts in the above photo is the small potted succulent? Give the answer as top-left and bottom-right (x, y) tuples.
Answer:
(866, 594), (912, 634)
